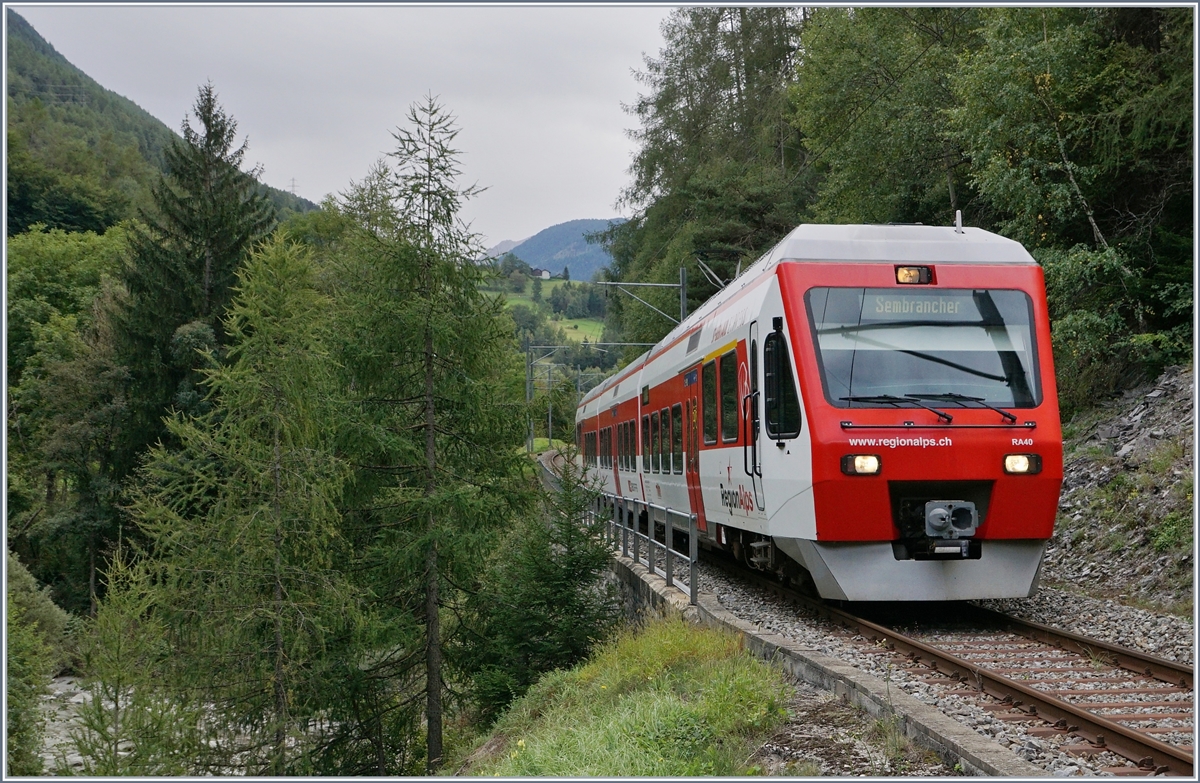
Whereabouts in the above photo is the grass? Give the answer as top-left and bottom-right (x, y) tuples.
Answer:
(457, 615), (790, 777)
(529, 437), (569, 453)
(489, 281), (606, 345)
(557, 317), (605, 343)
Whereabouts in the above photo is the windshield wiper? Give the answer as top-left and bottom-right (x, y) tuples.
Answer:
(906, 392), (1017, 424)
(840, 395), (953, 424)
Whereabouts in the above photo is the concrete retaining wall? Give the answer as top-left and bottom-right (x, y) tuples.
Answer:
(609, 553), (1048, 778)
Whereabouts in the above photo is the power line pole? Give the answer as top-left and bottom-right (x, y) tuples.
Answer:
(592, 267), (688, 325)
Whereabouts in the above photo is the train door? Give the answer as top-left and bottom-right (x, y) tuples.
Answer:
(745, 322), (765, 509)
(683, 368), (707, 532)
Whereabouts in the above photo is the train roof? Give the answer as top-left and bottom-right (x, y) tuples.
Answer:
(578, 223), (1036, 410)
(767, 223), (1038, 266)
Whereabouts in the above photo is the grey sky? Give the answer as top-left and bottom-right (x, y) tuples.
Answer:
(13, 4), (673, 246)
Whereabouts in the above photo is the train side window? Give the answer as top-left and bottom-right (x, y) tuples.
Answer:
(624, 421), (632, 471)
(702, 361), (717, 444)
(641, 415), (650, 472)
(651, 411), (660, 473)
(617, 423), (623, 470)
(720, 350), (739, 442)
(663, 409), (672, 471)
(671, 403), (683, 474)
(765, 332), (802, 438)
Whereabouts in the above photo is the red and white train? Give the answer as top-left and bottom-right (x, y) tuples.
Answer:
(575, 223), (1063, 601)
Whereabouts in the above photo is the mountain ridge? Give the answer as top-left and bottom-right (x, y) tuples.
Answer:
(490, 218), (624, 281)
(6, 8), (318, 233)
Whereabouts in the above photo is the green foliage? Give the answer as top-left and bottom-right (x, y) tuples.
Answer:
(68, 554), (205, 776)
(114, 82), (277, 481)
(6, 224), (128, 386)
(6, 552), (75, 675)
(123, 236), (360, 774)
(6, 584), (54, 776)
(1152, 511), (1192, 553)
(328, 95), (534, 773)
(945, 8), (1192, 401)
(601, 7), (813, 355)
(616, 6), (1190, 401)
(457, 455), (619, 723)
(5, 9), (318, 234)
(465, 616), (790, 776)
(8, 290), (129, 615)
(791, 8), (981, 225)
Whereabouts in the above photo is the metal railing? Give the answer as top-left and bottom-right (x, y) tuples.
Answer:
(593, 493), (698, 606)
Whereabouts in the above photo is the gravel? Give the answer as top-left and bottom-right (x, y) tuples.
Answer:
(685, 559), (1193, 777)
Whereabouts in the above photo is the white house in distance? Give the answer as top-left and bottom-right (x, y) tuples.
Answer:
(529, 268), (552, 280)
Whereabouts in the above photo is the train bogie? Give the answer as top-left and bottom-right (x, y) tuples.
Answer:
(575, 223), (1063, 601)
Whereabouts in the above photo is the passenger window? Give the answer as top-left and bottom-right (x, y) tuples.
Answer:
(651, 412), (660, 473)
(642, 415), (650, 472)
(765, 333), (802, 438)
(659, 408), (670, 472)
(720, 350), (739, 442)
(671, 404), (683, 474)
(702, 361), (717, 444)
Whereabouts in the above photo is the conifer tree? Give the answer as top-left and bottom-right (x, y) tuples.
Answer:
(114, 82), (276, 480)
(124, 237), (358, 774)
(332, 95), (530, 773)
(457, 452), (618, 724)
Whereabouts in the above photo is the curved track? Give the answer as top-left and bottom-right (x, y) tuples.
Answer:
(706, 555), (1194, 777)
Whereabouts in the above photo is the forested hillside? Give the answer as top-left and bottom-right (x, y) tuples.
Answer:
(7, 61), (618, 770)
(6, 9), (316, 235)
(5, 6), (1193, 778)
(600, 7), (1192, 414)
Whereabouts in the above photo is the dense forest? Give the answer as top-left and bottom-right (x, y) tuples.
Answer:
(599, 6), (1192, 416)
(6, 5), (1193, 776)
(5, 8), (316, 236)
(8, 76), (615, 780)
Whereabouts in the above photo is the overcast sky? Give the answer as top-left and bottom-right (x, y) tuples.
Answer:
(13, 4), (673, 247)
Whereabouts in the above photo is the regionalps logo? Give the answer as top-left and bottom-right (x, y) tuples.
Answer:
(719, 483), (754, 514)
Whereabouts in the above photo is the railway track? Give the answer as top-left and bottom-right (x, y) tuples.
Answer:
(705, 555), (1194, 777)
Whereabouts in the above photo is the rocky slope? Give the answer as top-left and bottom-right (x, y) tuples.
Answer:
(1041, 364), (1193, 615)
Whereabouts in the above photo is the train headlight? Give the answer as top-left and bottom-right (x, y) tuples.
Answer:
(841, 454), (881, 475)
(1004, 454), (1042, 474)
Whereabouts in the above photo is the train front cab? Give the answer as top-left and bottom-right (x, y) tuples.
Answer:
(773, 257), (1064, 601)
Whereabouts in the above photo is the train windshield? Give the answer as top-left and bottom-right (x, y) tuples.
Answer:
(806, 287), (1041, 408)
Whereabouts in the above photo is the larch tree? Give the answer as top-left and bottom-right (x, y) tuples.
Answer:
(121, 237), (360, 774)
(331, 95), (530, 773)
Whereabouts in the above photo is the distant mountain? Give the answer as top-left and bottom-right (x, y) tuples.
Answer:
(6, 9), (317, 235)
(506, 218), (625, 281)
(485, 237), (529, 258)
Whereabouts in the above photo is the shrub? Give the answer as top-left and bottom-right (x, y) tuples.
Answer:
(7, 551), (75, 674)
(457, 452), (619, 723)
(6, 593), (52, 775)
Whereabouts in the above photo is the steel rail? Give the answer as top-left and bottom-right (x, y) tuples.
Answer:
(969, 604), (1193, 690)
(706, 556), (1194, 777)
